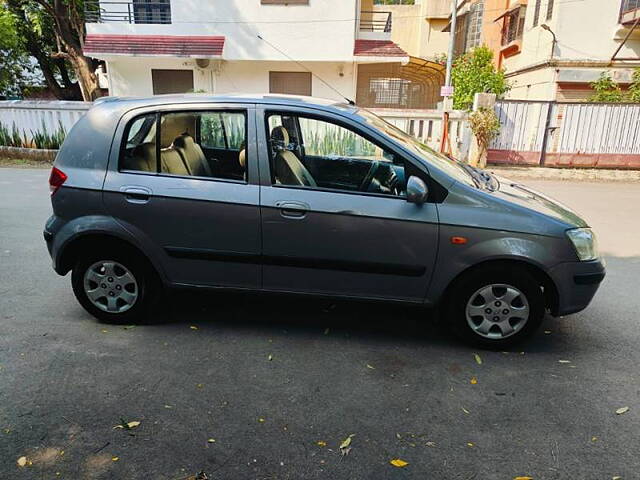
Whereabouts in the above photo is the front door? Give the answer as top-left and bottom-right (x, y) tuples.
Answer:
(258, 108), (439, 302)
(103, 104), (261, 289)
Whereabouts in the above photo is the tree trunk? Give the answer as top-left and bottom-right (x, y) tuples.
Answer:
(66, 48), (100, 101)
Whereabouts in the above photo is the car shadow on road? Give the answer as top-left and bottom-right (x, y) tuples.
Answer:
(145, 288), (583, 354)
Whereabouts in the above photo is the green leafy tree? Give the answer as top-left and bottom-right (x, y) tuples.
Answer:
(468, 107), (501, 168)
(451, 46), (510, 110)
(589, 72), (624, 103)
(0, 8), (35, 97)
(5, 0), (99, 100)
(629, 68), (640, 103)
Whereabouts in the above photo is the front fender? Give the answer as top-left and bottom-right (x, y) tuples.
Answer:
(425, 224), (576, 304)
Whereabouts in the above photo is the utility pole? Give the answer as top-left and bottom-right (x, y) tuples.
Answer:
(445, 0), (458, 89)
(440, 0), (458, 155)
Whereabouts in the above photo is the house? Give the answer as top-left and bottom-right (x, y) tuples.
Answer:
(449, 0), (640, 101)
(83, 0), (446, 109)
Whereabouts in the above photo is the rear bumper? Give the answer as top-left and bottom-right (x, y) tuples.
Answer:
(548, 258), (606, 316)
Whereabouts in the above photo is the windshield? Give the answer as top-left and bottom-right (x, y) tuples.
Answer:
(356, 109), (478, 188)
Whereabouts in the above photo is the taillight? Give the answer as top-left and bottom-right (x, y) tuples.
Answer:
(49, 167), (67, 195)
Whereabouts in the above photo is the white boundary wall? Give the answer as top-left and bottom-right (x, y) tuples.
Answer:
(0, 101), (91, 139)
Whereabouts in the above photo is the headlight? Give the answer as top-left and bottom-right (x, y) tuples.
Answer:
(566, 228), (599, 261)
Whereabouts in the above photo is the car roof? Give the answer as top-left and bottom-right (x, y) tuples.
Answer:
(92, 93), (359, 117)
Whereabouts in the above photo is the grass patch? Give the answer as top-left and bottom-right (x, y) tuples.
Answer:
(0, 157), (52, 168)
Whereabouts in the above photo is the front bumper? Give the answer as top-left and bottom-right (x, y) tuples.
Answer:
(548, 258), (606, 316)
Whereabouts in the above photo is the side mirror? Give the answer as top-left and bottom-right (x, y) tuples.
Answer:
(406, 176), (429, 204)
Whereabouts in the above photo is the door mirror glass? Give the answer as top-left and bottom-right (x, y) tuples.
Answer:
(406, 176), (429, 204)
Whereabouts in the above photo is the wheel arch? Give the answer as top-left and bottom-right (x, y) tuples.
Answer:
(58, 233), (166, 286)
(440, 258), (560, 315)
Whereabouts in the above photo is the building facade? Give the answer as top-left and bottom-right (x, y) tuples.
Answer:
(451, 0), (640, 101)
(84, 0), (450, 108)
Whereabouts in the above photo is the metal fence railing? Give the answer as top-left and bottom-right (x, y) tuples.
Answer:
(84, 1), (171, 24)
(359, 11), (393, 32)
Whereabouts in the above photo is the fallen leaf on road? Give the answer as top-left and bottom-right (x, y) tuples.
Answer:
(340, 434), (355, 455)
(467, 442), (474, 447)
(17, 456), (28, 467)
(390, 459), (409, 467)
(114, 419), (141, 430)
(268, 354), (273, 361)
(514, 477), (533, 480)
(340, 434), (355, 450)
(164, 405), (173, 409)
(316, 441), (327, 447)
(111, 456), (119, 462)
(190, 325), (199, 330)
(591, 436), (598, 442)
(123, 325), (136, 330)
(196, 383), (204, 389)
(425, 441), (436, 447)
(544, 330), (551, 334)
(612, 477), (621, 480)
(558, 360), (571, 364)
(207, 438), (216, 443)
(101, 329), (108, 333)
(324, 328), (330, 335)
(258, 418), (265, 423)
(366, 364), (375, 369)
(474, 354), (482, 365)
(470, 377), (478, 385)
(462, 407), (470, 414)
(616, 407), (629, 415)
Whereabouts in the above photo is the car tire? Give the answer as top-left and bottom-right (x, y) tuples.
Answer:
(445, 265), (545, 349)
(71, 249), (163, 324)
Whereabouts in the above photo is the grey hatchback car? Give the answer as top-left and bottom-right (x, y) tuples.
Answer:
(44, 94), (605, 347)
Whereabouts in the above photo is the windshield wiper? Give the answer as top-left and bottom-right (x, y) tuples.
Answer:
(459, 164), (499, 191)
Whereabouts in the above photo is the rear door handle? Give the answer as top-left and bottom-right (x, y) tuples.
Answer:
(276, 201), (309, 219)
(122, 186), (151, 204)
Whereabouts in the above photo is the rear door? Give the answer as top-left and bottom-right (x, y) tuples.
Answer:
(103, 104), (261, 288)
(257, 106), (439, 302)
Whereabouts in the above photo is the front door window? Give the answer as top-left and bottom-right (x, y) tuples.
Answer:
(266, 113), (406, 197)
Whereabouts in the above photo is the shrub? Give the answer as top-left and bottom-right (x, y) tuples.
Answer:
(589, 72), (624, 103)
(469, 107), (501, 167)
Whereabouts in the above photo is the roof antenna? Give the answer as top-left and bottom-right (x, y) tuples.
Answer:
(256, 34), (356, 106)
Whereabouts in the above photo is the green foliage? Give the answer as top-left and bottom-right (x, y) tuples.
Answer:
(469, 107), (501, 156)
(0, 120), (66, 149)
(31, 120), (66, 149)
(373, 0), (415, 4)
(0, 7), (34, 96)
(451, 46), (510, 110)
(589, 72), (624, 103)
(628, 69), (640, 103)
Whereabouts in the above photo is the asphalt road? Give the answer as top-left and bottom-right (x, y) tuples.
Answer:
(1, 167), (639, 480)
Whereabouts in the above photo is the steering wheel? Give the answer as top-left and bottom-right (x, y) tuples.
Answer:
(359, 161), (380, 192)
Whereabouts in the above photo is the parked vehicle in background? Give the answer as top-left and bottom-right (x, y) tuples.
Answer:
(44, 94), (605, 347)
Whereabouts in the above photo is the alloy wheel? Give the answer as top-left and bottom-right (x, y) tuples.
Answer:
(465, 283), (530, 340)
(83, 260), (138, 313)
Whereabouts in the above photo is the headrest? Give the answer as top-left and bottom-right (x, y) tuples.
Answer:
(172, 134), (195, 150)
(161, 114), (196, 148)
(270, 126), (290, 150)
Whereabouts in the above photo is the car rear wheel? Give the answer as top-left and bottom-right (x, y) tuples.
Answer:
(71, 250), (162, 324)
(446, 266), (545, 348)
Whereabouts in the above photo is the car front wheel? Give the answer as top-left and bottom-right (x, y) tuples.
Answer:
(446, 266), (546, 348)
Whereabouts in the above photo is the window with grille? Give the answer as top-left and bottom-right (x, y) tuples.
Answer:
(533, 0), (541, 26)
(546, 0), (555, 20)
(466, 1), (485, 50)
(502, 7), (526, 46)
(621, 0), (639, 13)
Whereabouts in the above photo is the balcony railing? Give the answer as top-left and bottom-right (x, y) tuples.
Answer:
(620, 0), (640, 24)
(359, 11), (393, 32)
(85, 1), (171, 24)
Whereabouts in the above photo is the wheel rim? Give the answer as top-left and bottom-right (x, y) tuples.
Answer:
(465, 283), (530, 340)
(83, 260), (138, 313)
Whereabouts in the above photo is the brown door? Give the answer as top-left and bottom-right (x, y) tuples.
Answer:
(269, 72), (312, 96)
(151, 69), (194, 95)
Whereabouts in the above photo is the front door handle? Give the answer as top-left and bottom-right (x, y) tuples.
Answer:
(122, 186), (152, 204)
(276, 201), (309, 219)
